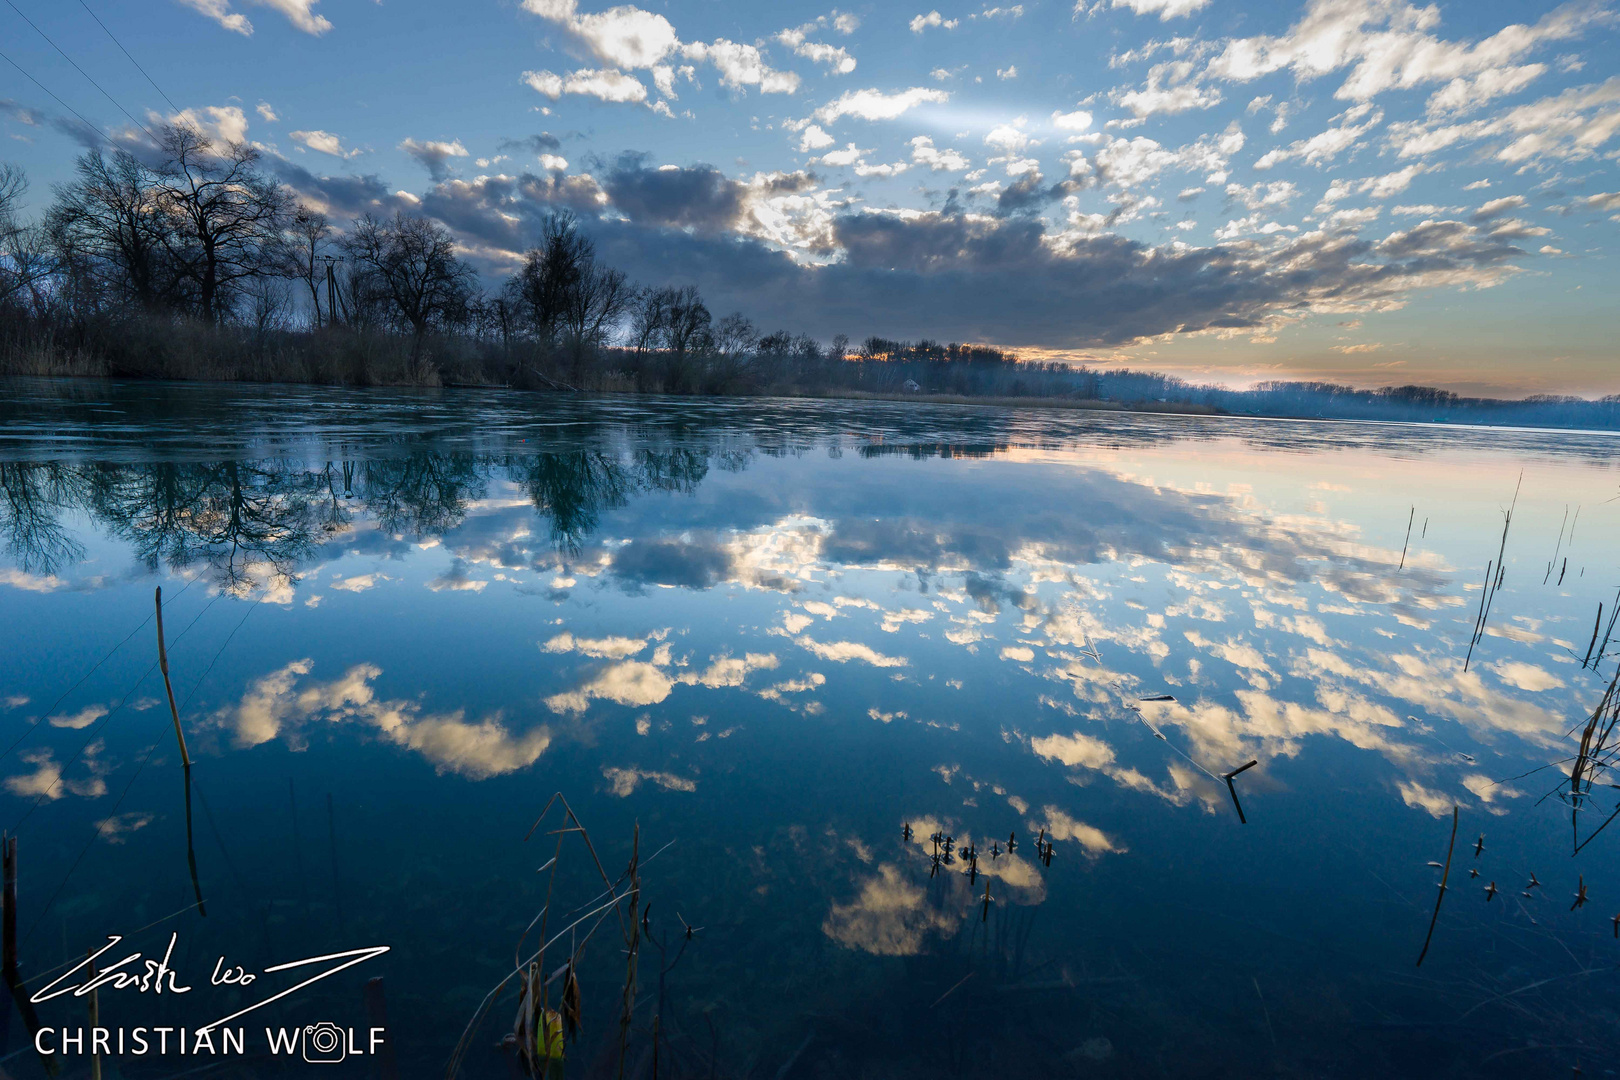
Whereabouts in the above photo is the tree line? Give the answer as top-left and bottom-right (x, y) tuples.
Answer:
(2, 125), (1616, 428)
(0, 125), (891, 392)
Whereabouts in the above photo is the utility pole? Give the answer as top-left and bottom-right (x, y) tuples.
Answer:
(325, 257), (341, 327)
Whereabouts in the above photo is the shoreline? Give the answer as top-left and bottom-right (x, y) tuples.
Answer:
(9, 372), (1616, 434)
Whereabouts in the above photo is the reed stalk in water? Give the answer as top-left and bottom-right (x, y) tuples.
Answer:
(1415, 806), (1458, 967)
(154, 586), (191, 767)
(3, 836), (60, 1076)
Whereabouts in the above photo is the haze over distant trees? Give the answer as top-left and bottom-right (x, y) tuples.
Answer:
(2, 128), (1617, 431)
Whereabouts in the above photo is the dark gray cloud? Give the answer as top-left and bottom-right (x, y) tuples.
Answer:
(399, 138), (468, 182)
(498, 133), (563, 155)
(996, 173), (1070, 214)
(268, 158), (407, 221)
(602, 158), (747, 233)
(278, 149), (1534, 351)
(610, 537), (734, 589)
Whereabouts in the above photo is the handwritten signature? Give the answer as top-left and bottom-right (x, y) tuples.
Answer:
(31, 934), (389, 1032)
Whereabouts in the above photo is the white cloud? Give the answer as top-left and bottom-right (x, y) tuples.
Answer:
(854, 160), (910, 178)
(1489, 660), (1564, 691)
(162, 105), (249, 145)
(50, 704), (108, 730)
(1254, 104), (1381, 168)
(997, 65), (1019, 80)
(546, 660), (674, 713)
(1225, 180), (1297, 210)
(1038, 806), (1125, 857)
(288, 129), (362, 159)
(178, 0), (252, 35)
(178, 0), (331, 35)
(523, 68), (650, 104)
(799, 124), (836, 151)
(522, 0), (680, 68)
(254, 0), (331, 34)
(602, 766), (696, 796)
(1105, 0), (1211, 19)
(910, 10), (960, 32)
(814, 87), (950, 123)
(1361, 164), (1424, 198)
(1112, 57), (1223, 118)
(984, 120), (1035, 154)
(777, 20), (858, 73)
(819, 142), (867, 166)
(681, 40), (800, 94)
(541, 631), (650, 659)
(255, 102), (278, 122)
(214, 660), (550, 779)
(525, 0), (800, 96)
(1389, 75), (1620, 163)
(5, 748), (107, 800)
(795, 637), (907, 667)
(792, 40), (857, 74)
(1051, 108), (1094, 131)
(1115, 77), (1222, 117)
(1092, 122), (1243, 189)
(398, 138), (471, 179)
(1206, 0), (1607, 107)
(910, 135), (971, 171)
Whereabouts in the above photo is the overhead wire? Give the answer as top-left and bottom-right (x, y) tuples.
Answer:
(3, 0), (161, 144)
(8, 586), (223, 833)
(0, 45), (113, 147)
(0, 569), (202, 765)
(74, 0), (181, 115)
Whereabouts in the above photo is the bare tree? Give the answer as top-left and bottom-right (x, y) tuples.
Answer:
(661, 284), (711, 358)
(284, 206), (331, 328)
(151, 124), (291, 323)
(46, 150), (180, 312)
(628, 286), (673, 356)
(0, 164), (51, 310)
(0, 163), (24, 255)
(713, 312), (758, 358)
(343, 211), (477, 337)
(504, 212), (591, 344)
(243, 276), (292, 334)
(560, 262), (631, 357)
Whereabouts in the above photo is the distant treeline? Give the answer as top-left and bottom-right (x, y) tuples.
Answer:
(2, 130), (1615, 430)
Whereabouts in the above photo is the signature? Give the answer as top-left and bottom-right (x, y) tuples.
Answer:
(32, 934), (389, 1032)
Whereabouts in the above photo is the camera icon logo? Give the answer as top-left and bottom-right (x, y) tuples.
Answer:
(303, 1022), (347, 1064)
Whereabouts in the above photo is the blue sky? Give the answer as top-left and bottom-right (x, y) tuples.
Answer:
(3, 0), (1619, 394)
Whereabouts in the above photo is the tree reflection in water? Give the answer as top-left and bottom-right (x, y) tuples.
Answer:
(0, 445), (729, 588)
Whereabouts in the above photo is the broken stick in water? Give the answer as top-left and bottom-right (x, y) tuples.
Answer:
(1223, 759), (1259, 825)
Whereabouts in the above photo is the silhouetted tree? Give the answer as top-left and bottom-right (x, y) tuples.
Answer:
(343, 211), (476, 337)
(505, 212), (588, 344)
(285, 206), (333, 327)
(151, 124), (291, 323)
(46, 149), (182, 313)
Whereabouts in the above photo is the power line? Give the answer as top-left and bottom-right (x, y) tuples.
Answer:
(75, 0), (181, 115)
(3, 0), (161, 144)
(0, 44), (113, 147)
(0, 569), (202, 766)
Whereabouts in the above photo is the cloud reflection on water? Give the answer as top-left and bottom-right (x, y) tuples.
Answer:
(1, 416), (1612, 866)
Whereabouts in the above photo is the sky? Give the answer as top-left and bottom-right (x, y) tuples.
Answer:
(2, 0), (1619, 396)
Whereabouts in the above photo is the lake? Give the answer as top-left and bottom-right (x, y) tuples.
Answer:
(1, 377), (1617, 1079)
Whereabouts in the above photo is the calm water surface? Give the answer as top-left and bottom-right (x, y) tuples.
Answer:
(2, 378), (1618, 1079)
